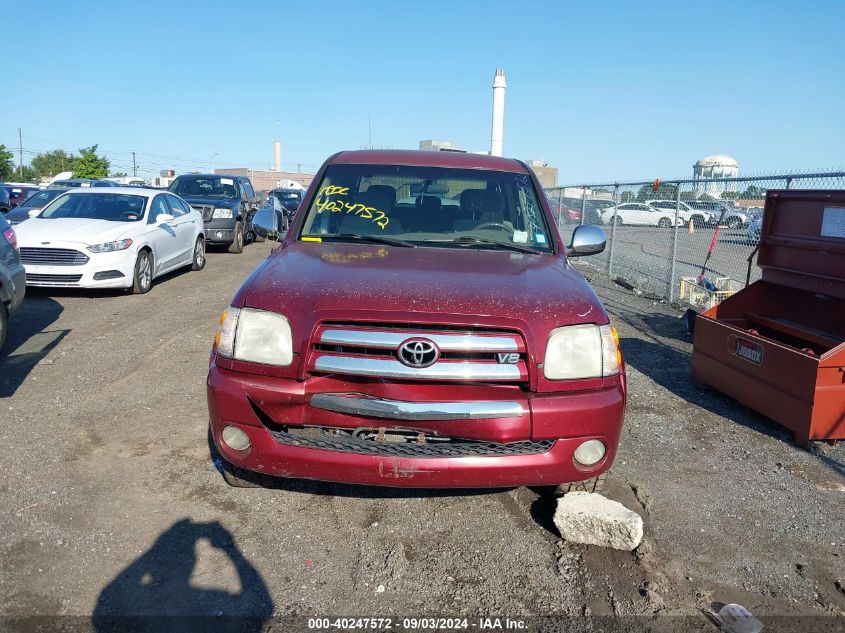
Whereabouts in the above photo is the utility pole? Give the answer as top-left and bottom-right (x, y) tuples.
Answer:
(132, 152), (137, 177)
(18, 128), (23, 178)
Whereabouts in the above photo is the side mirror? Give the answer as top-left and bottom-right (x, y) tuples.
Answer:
(566, 224), (606, 257)
(252, 207), (280, 240)
(156, 213), (174, 224)
(28, 209), (42, 218)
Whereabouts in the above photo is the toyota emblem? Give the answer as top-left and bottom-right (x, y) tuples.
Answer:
(397, 338), (439, 368)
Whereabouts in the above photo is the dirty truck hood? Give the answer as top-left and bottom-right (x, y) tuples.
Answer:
(243, 241), (607, 342)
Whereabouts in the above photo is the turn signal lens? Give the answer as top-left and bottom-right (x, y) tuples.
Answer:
(215, 307), (240, 357)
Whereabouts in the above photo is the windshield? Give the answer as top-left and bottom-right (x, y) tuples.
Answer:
(169, 176), (238, 199)
(39, 193), (147, 222)
(299, 164), (553, 253)
(21, 189), (64, 208)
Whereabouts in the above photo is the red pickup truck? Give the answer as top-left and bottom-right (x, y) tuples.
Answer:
(207, 150), (626, 494)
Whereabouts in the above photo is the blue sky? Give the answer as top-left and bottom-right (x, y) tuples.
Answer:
(3, 0), (843, 184)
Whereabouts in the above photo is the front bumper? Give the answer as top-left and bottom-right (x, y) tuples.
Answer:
(203, 218), (237, 244)
(207, 365), (626, 488)
(21, 247), (135, 289)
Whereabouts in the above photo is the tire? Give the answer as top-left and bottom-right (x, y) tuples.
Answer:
(535, 472), (606, 497)
(191, 236), (205, 271)
(727, 217), (742, 229)
(611, 216), (623, 227)
(657, 217), (672, 228)
(692, 215), (705, 228)
(131, 250), (153, 294)
(0, 301), (8, 352)
(252, 230), (266, 243)
(228, 221), (244, 254)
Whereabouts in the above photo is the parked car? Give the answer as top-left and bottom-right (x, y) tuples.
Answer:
(50, 178), (119, 188)
(14, 188), (205, 293)
(548, 197), (605, 224)
(601, 202), (679, 227)
(168, 174), (259, 253)
(0, 213), (25, 351)
(268, 187), (305, 227)
(209, 149), (625, 494)
(4, 188), (68, 225)
(645, 199), (705, 226)
(0, 186), (10, 213)
(3, 185), (40, 209)
(685, 200), (748, 229)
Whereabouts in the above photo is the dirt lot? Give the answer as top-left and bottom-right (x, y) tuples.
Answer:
(1, 241), (843, 632)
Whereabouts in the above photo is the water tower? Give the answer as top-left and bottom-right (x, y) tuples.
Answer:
(693, 155), (739, 198)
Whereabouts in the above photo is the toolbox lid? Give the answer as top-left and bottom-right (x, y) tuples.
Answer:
(758, 190), (845, 299)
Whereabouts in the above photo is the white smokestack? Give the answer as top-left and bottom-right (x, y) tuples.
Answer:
(273, 141), (282, 172)
(490, 68), (506, 157)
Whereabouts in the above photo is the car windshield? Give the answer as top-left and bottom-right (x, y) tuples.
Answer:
(299, 164), (553, 253)
(20, 189), (64, 208)
(39, 192), (146, 222)
(169, 177), (238, 199)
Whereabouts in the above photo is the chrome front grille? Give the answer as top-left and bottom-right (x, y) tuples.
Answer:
(26, 273), (82, 286)
(309, 323), (527, 382)
(20, 247), (89, 266)
(190, 205), (214, 222)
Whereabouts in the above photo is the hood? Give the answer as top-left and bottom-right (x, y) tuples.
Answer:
(241, 241), (607, 349)
(14, 217), (134, 246)
(176, 195), (239, 208)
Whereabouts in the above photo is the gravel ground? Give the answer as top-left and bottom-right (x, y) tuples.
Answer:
(0, 241), (842, 631)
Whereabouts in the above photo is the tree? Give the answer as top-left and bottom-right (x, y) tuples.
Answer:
(636, 182), (677, 201)
(73, 145), (110, 179)
(619, 191), (634, 203)
(32, 150), (78, 179)
(110, 171), (128, 178)
(742, 185), (765, 198)
(720, 191), (741, 200)
(699, 193), (714, 201)
(14, 165), (38, 182)
(0, 145), (15, 181)
(680, 190), (696, 200)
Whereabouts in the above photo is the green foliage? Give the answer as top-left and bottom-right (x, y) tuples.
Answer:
(636, 182), (677, 201)
(73, 145), (110, 179)
(720, 191), (741, 200)
(0, 145), (15, 181)
(698, 193), (714, 201)
(679, 190), (696, 200)
(619, 191), (634, 203)
(110, 172), (128, 178)
(32, 150), (78, 179)
(742, 185), (765, 198)
(14, 165), (38, 182)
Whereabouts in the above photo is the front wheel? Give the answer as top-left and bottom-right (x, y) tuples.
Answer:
(132, 250), (153, 294)
(611, 216), (623, 227)
(726, 217), (742, 229)
(191, 236), (205, 271)
(535, 473), (606, 497)
(657, 217), (672, 228)
(692, 215), (706, 228)
(228, 221), (244, 254)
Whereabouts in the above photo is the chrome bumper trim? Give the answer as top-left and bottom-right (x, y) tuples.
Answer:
(313, 355), (522, 381)
(311, 393), (525, 421)
(320, 329), (519, 352)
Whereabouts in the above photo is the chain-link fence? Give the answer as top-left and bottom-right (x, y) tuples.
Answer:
(545, 171), (845, 302)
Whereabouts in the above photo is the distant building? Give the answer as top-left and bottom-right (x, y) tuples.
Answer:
(525, 160), (558, 189)
(213, 168), (314, 192)
(419, 140), (465, 152)
(694, 155), (739, 198)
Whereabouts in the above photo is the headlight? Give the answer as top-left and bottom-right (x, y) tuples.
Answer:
(212, 208), (234, 219)
(215, 306), (293, 366)
(87, 239), (133, 253)
(544, 323), (620, 380)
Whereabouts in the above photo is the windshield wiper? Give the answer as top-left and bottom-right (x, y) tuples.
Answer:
(304, 233), (417, 248)
(423, 236), (543, 254)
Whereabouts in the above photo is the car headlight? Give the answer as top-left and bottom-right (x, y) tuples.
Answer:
(215, 306), (293, 366)
(544, 323), (620, 380)
(212, 208), (234, 219)
(87, 239), (133, 253)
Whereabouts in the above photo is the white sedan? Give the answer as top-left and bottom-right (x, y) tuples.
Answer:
(15, 187), (205, 293)
(600, 203), (681, 228)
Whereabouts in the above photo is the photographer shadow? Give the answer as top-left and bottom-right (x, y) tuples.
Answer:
(94, 519), (273, 633)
